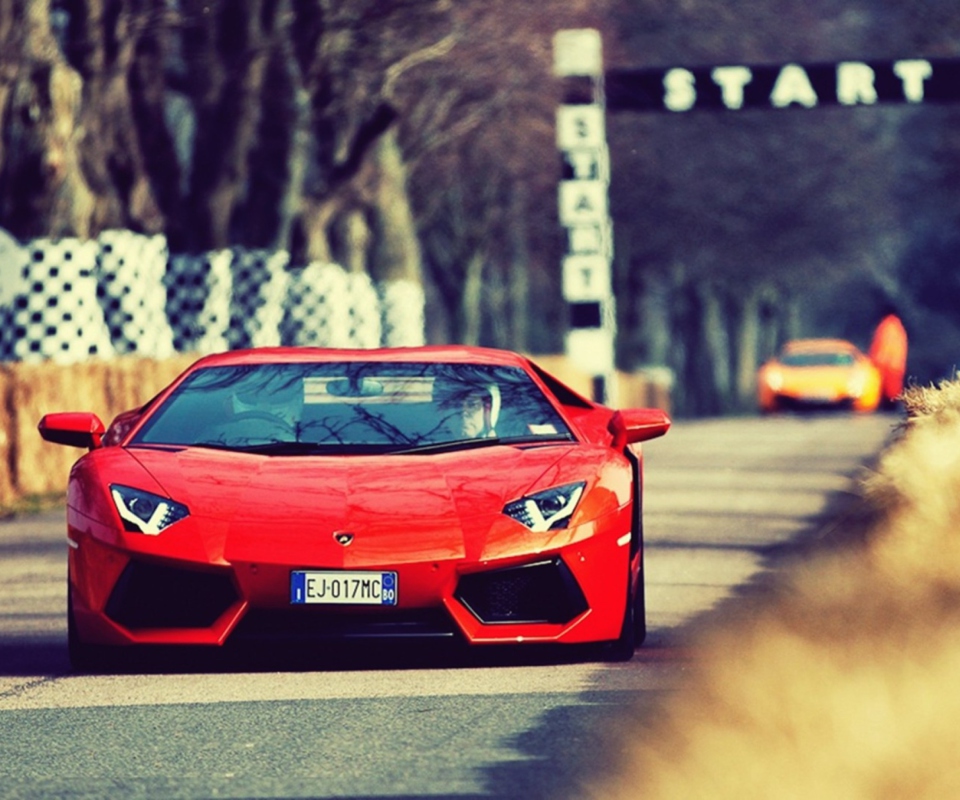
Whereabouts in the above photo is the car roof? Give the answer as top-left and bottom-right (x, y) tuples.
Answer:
(187, 345), (534, 370)
(781, 338), (859, 353)
(151, 346), (597, 415)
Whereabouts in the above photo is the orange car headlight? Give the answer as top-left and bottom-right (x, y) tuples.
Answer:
(847, 369), (868, 397)
(764, 368), (784, 392)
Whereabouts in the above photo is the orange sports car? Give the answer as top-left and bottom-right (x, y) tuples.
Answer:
(757, 338), (882, 413)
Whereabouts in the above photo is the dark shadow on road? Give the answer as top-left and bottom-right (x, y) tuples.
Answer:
(0, 631), (619, 678)
(0, 637), (71, 675)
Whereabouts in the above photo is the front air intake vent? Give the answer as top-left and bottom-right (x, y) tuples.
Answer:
(455, 558), (588, 624)
(231, 608), (459, 643)
(105, 560), (237, 629)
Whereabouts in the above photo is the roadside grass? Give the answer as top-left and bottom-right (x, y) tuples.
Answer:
(589, 379), (960, 799)
(0, 492), (66, 521)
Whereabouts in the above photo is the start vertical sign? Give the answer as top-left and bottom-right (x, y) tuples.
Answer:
(554, 29), (616, 403)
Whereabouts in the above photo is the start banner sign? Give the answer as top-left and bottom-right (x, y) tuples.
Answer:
(605, 58), (960, 112)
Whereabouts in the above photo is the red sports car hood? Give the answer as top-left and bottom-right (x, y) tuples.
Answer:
(126, 444), (594, 565)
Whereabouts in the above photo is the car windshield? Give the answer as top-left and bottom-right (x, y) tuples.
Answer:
(132, 361), (576, 453)
(780, 351), (855, 367)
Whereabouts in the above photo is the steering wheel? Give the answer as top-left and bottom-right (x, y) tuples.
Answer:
(229, 410), (297, 437)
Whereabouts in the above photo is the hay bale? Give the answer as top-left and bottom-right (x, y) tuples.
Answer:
(9, 355), (198, 500)
(13, 360), (113, 496)
(524, 353), (595, 400)
(615, 367), (673, 412)
(0, 365), (16, 506)
(100, 354), (196, 419)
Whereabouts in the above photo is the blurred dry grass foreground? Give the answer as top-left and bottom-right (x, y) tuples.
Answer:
(590, 379), (960, 799)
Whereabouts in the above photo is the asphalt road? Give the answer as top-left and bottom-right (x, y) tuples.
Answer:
(0, 412), (897, 800)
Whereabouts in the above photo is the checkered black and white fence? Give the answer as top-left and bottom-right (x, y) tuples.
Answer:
(282, 262), (382, 348)
(97, 229), (176, 358)
(0, 233), (115, 363)
(0, 228), (426, 363)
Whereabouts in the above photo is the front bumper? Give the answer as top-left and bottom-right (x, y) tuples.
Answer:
(68, 516), (633, 649)
(772, 392), (855, 411)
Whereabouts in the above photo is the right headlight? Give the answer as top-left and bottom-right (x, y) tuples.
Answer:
(503, 482), (586, 532)
(764, 368), (784, 392)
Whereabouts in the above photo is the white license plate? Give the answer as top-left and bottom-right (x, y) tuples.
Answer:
(290, 570), (398, 606)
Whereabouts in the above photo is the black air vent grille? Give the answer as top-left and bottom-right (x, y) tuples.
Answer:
(455, 558), (588, 624)
(105, 561), (237, 629)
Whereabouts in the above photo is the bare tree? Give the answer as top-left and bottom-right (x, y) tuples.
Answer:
(0, 0), (95, 237)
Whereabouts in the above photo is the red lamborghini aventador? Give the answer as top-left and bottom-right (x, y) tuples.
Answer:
(38, 346), (670, 670)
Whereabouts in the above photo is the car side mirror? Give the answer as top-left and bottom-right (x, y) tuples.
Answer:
(38, 412), (106, 449)
(608, 408), (671, 450)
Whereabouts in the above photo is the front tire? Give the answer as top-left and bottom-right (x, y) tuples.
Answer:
(633, 569), (647, 646)
(602, 559), (645, 661)
(68, 591), (120, 673)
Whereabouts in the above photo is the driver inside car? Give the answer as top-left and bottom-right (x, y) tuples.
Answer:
(230, 374), (304, 430)
(454, 385), (500, 439)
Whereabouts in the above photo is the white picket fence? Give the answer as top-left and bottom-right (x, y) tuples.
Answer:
(0, 228), (425, 363)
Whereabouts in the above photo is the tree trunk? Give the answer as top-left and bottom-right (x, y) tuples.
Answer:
(784, 294), (803, 341)
(272, 0), (310, 255)
(340, 208), (371, 274)
(0, 0), (95, 238)
(68, 0), (166, 233)
(699, 282), (732, 412)
(182, 0), (273, 251)
(637, 272), (672, 367)
(369, 128), (423, 284)
(733, 286), (762, 411)
(507, 185), (529, 352)
(460, 251), (484, 346)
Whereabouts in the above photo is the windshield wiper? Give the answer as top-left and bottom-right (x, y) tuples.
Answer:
(191, 441), (397, 456)
(186, 436), (575, 457)
(184, 441), (236, 451)
(389, 434), (575, 456)
(187, 440), (320, 455)
(232, 442), (327, 455)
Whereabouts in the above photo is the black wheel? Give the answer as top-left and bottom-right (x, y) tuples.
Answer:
(602, 557), (645, 662)
(68, 591), (118, 673)
(604, 607), (636, 662)
(633, 565), (647, 646)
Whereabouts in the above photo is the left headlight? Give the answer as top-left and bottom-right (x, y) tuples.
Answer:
(847, 367), (869, 397)
(503, 482), (586, 532)
(110, 484), (190, 535)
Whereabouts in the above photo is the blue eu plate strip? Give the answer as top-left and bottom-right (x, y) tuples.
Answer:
(291, 571), (307, 604)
